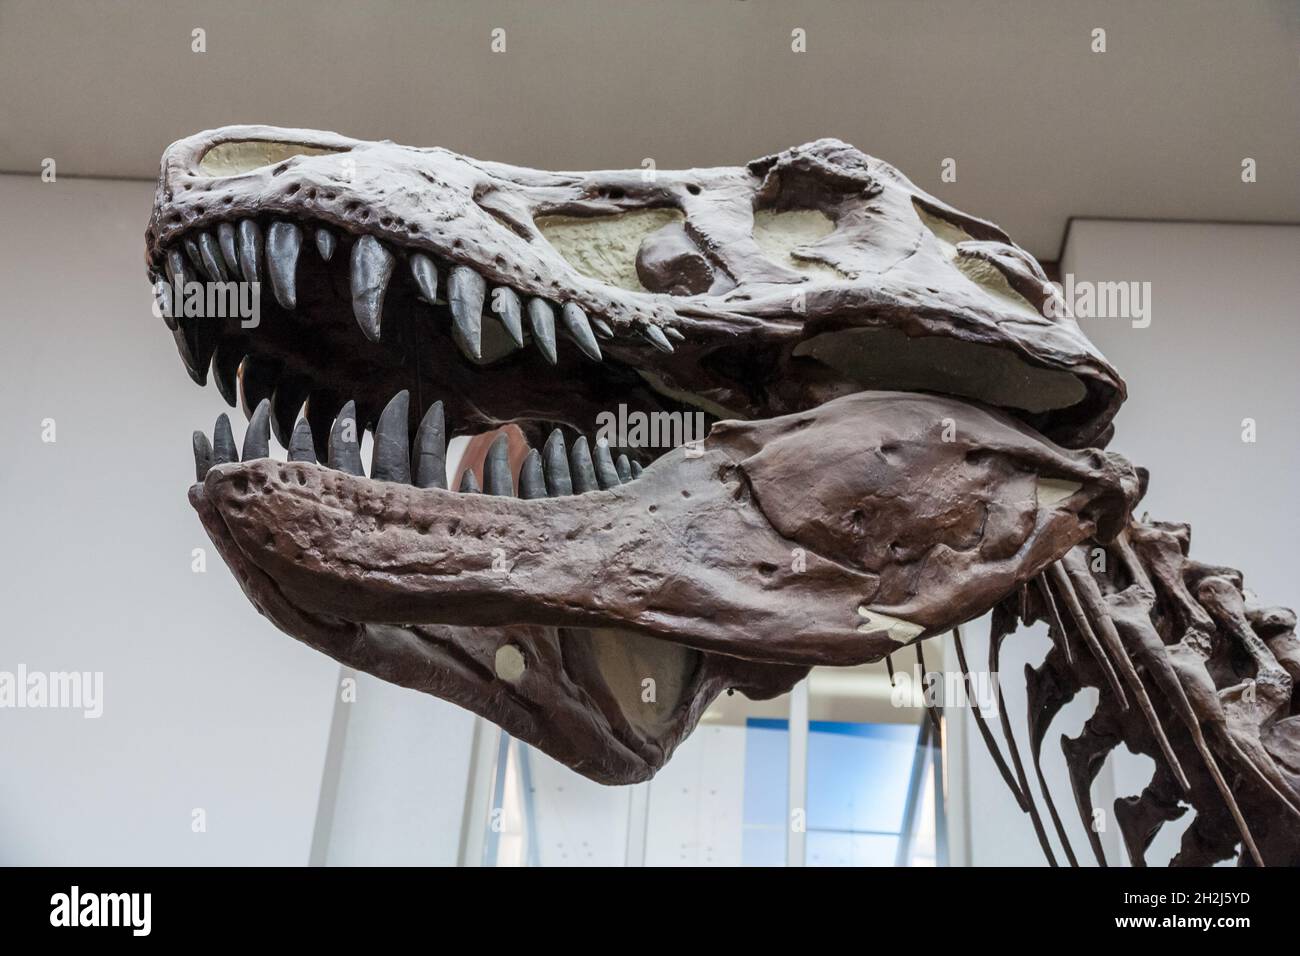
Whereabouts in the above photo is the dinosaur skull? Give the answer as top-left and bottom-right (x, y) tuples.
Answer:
(146, 127), (1137, 783)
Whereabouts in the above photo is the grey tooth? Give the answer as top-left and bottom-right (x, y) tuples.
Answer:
(237, 219), (263, 284)
(217, 223), (239, 277)
(414, 401), (448, 490)
(483, 434), (513, 496)
(242, 398), (272, 461)
(165, 248), (188, 287)
(154, 276), (177, 331)
(192, 431), (213, 482)
(591, 317), (614, 339)
(569, 436), (599, 493)
(448, 265), (486, 360)
(491, 287), (525, 348)
(371, 390), (412, 483)
(593, 438), (621, 489)
(288, 418), (317, 463)
(643, 324), (675, 353)
(328, 400), (365, 476)
(561, 302), (602, 361)
(409, 252), (439, 303)
(212, 413), (237, 465)
(350, 236), (395, 342)
(630, 460), (643, 478)
(266, 221), (302, 309)
(518, 449), (546, 500)
(458, 469), (480, 494)
(527, 298), (558, 365)
(542, 429), (572, 496)
(191, 234), (219, 286)
(315, 227), (336, 261)
(271, 379), (310, 448)
(664, 326), (685, 342)
(211, 343), (242, 408)
(616, 454), (632, 483)
(183, 237), (208, 279)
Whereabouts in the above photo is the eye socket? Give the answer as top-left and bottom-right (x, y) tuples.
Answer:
(198, 140), (345, 177)
(535, 209), (684, 292)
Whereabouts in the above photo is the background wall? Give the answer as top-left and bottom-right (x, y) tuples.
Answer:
(950, 220), (1300, 866)
(0, 174), (344, 864)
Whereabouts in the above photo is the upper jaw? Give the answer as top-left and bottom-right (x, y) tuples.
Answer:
(147, 125), (1125, 448)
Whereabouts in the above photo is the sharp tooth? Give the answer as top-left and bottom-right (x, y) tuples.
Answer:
(328, 399), (365, 476)
(542, 428), (573, 496)
(266, 221), (302, 309)
(593, 438), (621, 489)
(630, 460), (643, 478)
(212, 413), (237, 465)
(153, 277), (176, 330)
(239, 356), (280, 419)
(643, 324), (674, 353)
(192, 431), (213, 482)
(315, 227), (336, 261)
(288, 418), (317, 463)
(664, 326), (685, 342)
(241, 398), (272, 460)
(371, 390), (411, 483)
(491, 287), (525, 348)
(448, 266), (486, 360)
(237, 220), (263, 284)
(271, 378), (310, 447)
(569, 436), (599, 493)
(306, 391), (341, 460)
(483, 434), (513, 496)
(165, 248), (189, 289)
(518, 449), (546, 499)
(217, 223), (239, 277)
(174, 318), (214, 385)
(171, 326), (203, 384)
(410, 253), (438, 303)
(616, 454), (632, 483)
(211, 342), (241, 408)
(458, 469), (481, 493)
(561, 303), (602, 361)
(413, 400), (448, 490)
(183, 237), (209, 279)
(350, 236), (394, 342)
(527, 298), (558, 365)
(197, 231), (228, 280)
(591, 317), (614, 339)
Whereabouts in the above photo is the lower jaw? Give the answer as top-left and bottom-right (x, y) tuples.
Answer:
(190, 477), (721, 784)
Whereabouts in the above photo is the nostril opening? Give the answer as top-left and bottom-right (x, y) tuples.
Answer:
(686, 184), (701, 195)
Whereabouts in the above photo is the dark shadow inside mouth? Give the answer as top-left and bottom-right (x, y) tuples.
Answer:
(160, 215), (709, 464)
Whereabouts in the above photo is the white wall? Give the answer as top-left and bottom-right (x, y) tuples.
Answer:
(0, 174), (341, 864)
(950, 220), (1300, 866)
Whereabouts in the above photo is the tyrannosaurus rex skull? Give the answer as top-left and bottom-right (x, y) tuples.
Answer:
(146, 126), (1137, 784)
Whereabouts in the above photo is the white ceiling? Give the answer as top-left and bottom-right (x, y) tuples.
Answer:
(2, 0), (1296, 257)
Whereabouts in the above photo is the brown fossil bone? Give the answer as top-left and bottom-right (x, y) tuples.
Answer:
(147, 129), (1294, 863)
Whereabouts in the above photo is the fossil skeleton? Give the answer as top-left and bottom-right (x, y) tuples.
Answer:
(144, 127), (1298, 865)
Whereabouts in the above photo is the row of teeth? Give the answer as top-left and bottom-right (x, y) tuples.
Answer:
(193, 388), (646, 496)
(154, 218), (684, 365)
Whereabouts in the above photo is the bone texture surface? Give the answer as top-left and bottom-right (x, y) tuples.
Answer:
(146, 128), (1295, 863)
